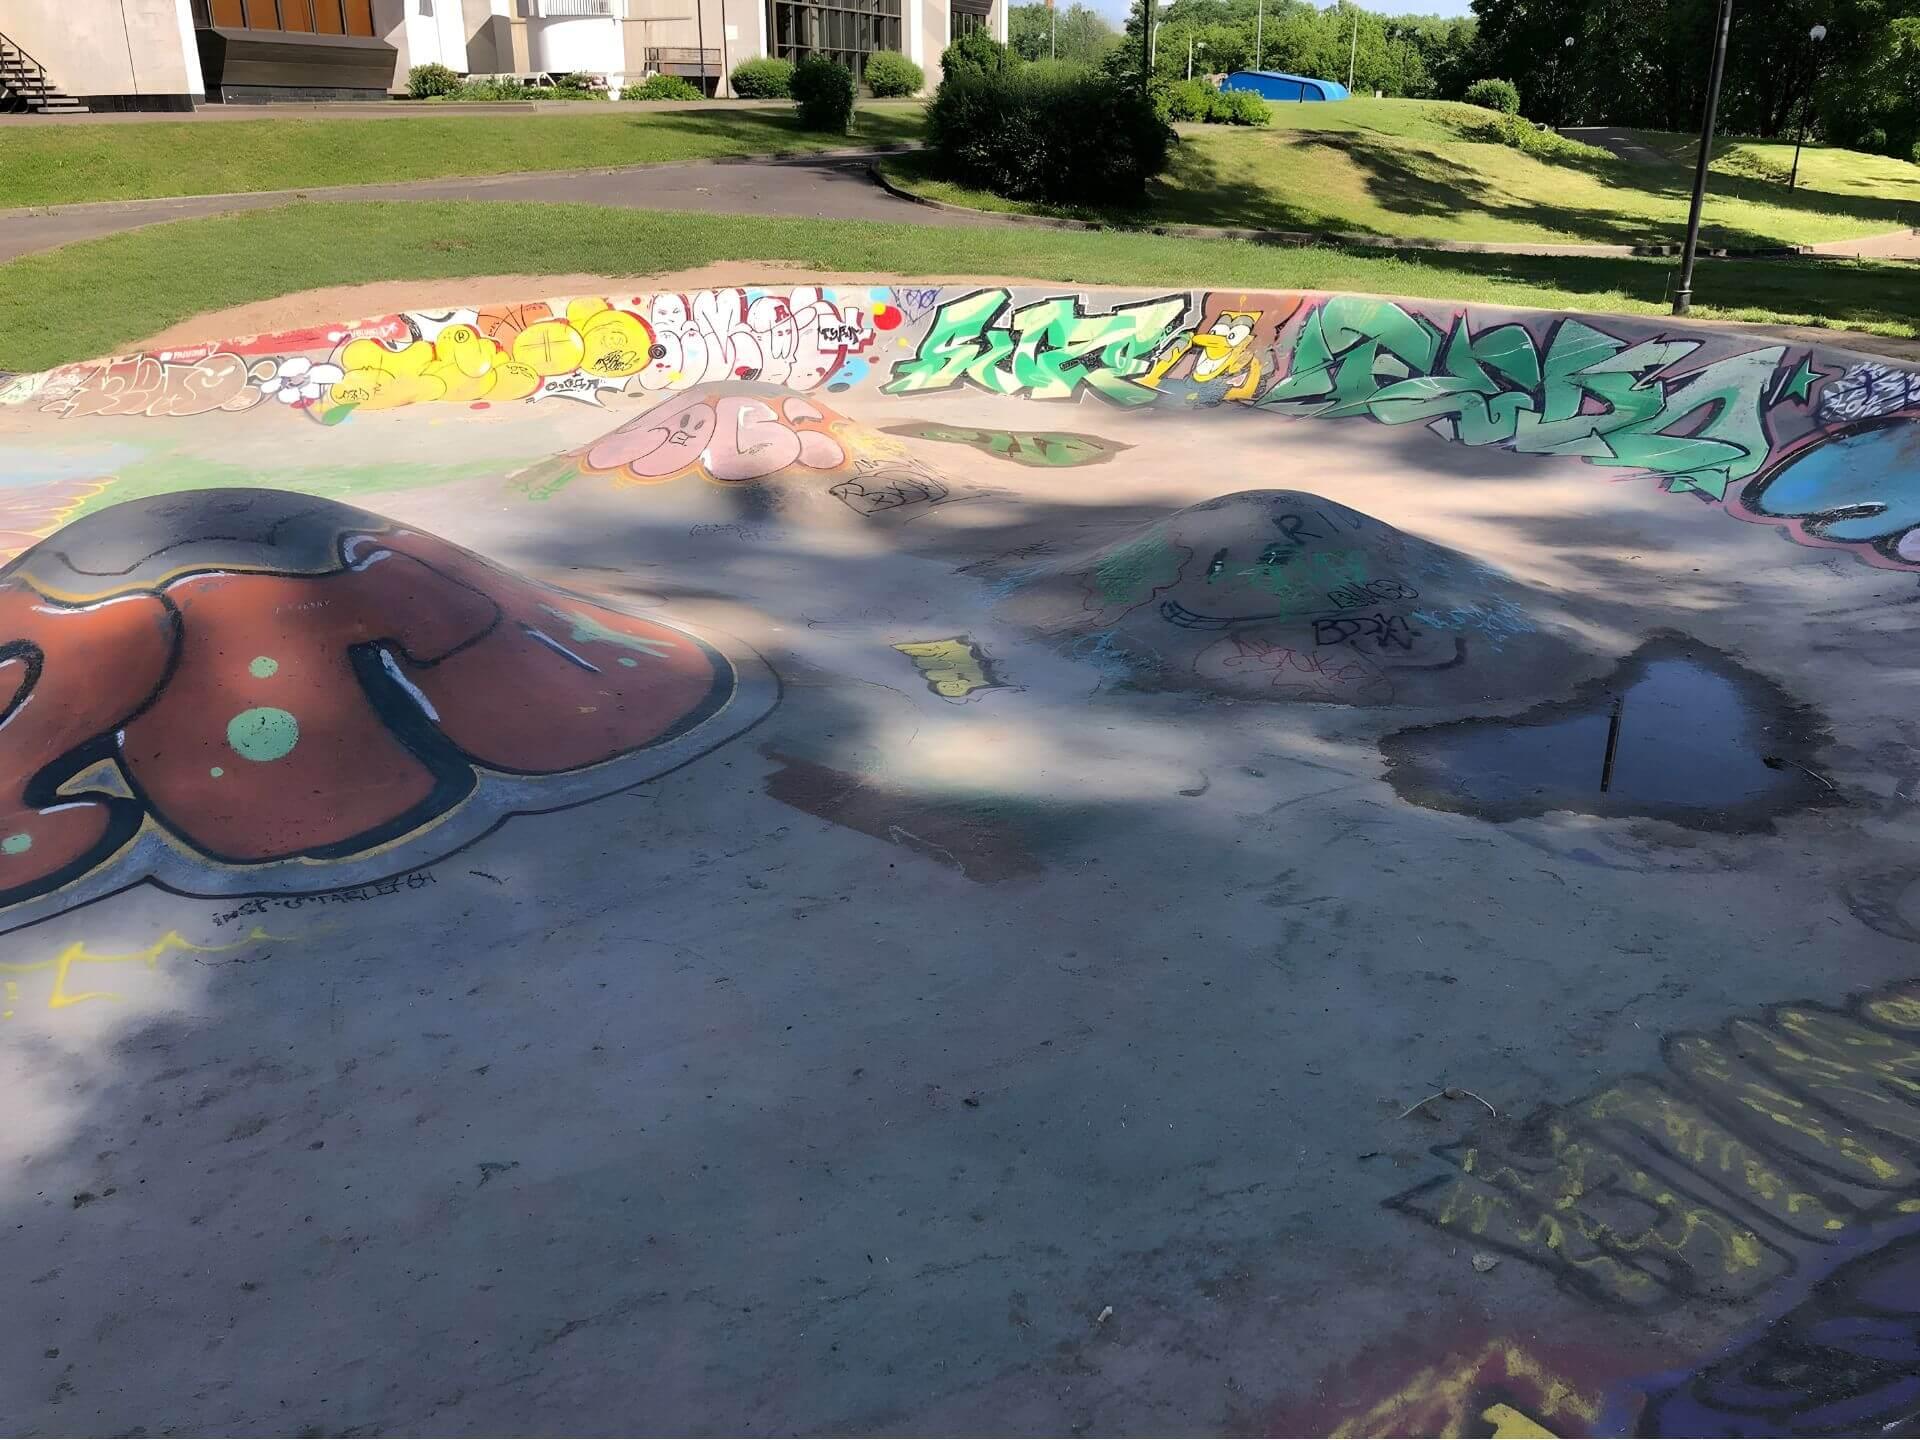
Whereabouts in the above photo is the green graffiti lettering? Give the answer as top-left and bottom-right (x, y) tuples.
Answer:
(1260, 301), (1784, 498)
(885, 290), (1187, 407)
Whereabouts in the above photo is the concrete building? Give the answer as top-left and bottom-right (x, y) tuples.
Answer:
(0, 0), (1000, 107)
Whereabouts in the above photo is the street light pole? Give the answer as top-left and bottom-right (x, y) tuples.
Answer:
(1140, 0), (1152, 91)
(1346, 6), (1357, 92)
(1673, 0), (1734, 317)
(1254, 0), (1262, 70)
(1790, 23), (1829, 191)
(1187, 36), (1204, 80)
(1559, 34), (1574, 128)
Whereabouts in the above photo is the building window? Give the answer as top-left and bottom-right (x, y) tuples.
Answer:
(767, 0), (902, 82)
(949, 0), (989, 39)
(204, 0), (376, 36)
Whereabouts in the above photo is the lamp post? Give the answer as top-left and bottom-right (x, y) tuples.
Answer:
(1346, 5), (1357, 92)
(1673, 0), (1734, 316)
(1140, 0), (1152, 91)
(1254, 0), (1262, 70)
(1790, 23), (1828, 191)
(1187, 36), (1204, 81)
(1559, 34), (1574, 128)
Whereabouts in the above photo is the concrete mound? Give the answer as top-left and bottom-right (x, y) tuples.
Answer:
(0, 488), (773, 927)
(998, 490), (1584, 706)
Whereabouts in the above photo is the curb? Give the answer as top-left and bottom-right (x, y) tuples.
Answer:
(867, 161), (1920, 261)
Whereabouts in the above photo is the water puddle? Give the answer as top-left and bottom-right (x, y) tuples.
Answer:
(1379, 636), (1836, 831)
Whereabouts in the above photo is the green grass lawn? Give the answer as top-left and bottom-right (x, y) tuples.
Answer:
(884, 97), (1920, 250)
(2, 199), (1915, 374)
(0, 104), (924, 207)
(1627, 127), (1920, 202)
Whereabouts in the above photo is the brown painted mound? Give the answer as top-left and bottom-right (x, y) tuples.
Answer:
(997, 490), (1587, 707)
(0, 488), (773, 925)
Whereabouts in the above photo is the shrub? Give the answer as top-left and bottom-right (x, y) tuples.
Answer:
(407, 62), (462, 98)
(1023, 59), (1095, 82)
(1471, 111), (1605, 160)
(791, 55), (857, 132)
(864, 49), (924, 96)
(1153, 80), (1268, 126)
(1154, 78), (1214, 122)
(730, 56), (794, 97)
(1209, 88), (1270, 125)
(631, 73), (703, 100)
(940, 28), (1013, 81)
(1464, 77), (1520, 115)
(928, 65), (1170, 206)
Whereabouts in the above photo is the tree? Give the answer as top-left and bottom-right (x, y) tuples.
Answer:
(1468, 0), (1920, 149)
(1008, 1), (1120, 65)
(1104, 0), (1461, 95)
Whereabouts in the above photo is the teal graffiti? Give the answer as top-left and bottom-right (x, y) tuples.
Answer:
(885, 290), (1189, 408)
(1258, 297), (1783, 500)
(1094, 530), (1183, 606)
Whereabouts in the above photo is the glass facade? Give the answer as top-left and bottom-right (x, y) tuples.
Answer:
(767, 0), (902, 81)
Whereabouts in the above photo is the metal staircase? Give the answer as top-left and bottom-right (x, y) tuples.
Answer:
(0, 31), (85, 114)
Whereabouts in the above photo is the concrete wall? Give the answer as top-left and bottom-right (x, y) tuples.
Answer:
(620, 0), (732, 92)
(3, 0), (200, 102)
(370, 0), (469, 92)
(917, 0), (940, 84)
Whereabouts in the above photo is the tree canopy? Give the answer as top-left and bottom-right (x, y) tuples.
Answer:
(1008, 2), (1125, 64)
(1469, 0), (1920, 156)
(1099, 0), (1476, 96)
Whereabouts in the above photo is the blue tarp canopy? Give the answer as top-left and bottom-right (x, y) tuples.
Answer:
(1220, 70), (1351, 102)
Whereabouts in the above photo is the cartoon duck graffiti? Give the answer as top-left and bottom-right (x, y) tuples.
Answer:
(1144, 310), (1265, 402)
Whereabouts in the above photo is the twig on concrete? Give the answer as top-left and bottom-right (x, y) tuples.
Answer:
(1398, 1086), (1499, 1120)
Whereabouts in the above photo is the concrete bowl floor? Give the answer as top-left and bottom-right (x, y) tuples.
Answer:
(2, 282), (1919, 1437)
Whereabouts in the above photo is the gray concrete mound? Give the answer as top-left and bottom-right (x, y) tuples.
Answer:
(996, 489), (1587, 705)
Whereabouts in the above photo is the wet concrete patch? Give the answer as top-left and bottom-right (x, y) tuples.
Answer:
(1379, 636), (1836, 831)
(761, 751), (1044, 882)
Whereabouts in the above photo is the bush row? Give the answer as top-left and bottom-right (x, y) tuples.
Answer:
(1154, 79), (1269, 126)
(728, 51), (919, 99)
(406, 64), (605, 100)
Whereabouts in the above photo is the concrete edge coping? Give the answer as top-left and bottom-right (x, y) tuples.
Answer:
(866, 159), (1920, 262)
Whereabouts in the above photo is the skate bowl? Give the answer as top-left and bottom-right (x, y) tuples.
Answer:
(3, 281), (1920, 1436)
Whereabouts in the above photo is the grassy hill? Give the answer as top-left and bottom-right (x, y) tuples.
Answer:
(885, 97), (1920, 250)
(1627, 127), (1920, 208)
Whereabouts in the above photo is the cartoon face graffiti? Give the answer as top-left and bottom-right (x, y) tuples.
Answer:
(0, 489), (774, 930)
(1190, 311), (1259, 384)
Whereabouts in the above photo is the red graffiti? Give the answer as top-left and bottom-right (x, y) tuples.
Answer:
(0, 490), (753, 913)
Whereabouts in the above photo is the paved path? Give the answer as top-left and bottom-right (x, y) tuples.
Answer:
(1562, 126), (1674, 167)
(0, 150), (997, 263)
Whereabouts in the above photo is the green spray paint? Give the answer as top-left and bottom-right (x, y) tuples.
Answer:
(227, 707), (300, 763)
(885, 289), (1189, 408)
